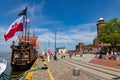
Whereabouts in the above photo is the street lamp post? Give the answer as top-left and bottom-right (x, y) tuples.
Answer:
(54, 31), (57, 60)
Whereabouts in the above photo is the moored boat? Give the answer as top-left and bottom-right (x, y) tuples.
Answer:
(11, 36), (38, 70)
(10, 7), (39, 70)
(4, 7), (39, 70)
(0, 58), (7, 75)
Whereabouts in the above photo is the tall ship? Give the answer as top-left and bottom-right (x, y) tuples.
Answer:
(4, 7), (39, 70)
(11, 36), (38, 70)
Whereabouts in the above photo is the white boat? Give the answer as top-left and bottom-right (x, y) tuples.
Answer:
(0, 58), (7, 75)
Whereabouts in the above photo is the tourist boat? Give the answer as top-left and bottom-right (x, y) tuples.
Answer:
(0, 58), (7, 75)
(10, 7), (39, 70)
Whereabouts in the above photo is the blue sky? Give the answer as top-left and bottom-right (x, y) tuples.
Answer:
(0, 0), (120, 53)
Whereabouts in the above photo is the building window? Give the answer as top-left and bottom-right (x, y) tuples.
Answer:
(99, 42), (101, 44)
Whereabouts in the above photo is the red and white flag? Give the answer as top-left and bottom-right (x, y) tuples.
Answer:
(4, 16), (23, 41)
(25, 18), (30, 22)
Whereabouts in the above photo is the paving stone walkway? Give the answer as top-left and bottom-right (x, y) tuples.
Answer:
(32, 58), (98, 80)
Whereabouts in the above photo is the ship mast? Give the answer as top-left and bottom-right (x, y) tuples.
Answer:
(18, 6), (27, 42)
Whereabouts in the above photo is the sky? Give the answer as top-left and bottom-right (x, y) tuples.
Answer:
(0, 0), (120, 53)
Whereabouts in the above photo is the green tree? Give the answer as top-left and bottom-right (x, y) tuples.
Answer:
(98, 18), (120, 50)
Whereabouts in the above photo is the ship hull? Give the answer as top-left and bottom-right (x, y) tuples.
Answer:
(11, 59), (36, 71)
(10, 42), (38, 71)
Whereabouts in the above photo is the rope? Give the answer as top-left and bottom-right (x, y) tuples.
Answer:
(10, 66), (43, 80)
(21, 65), (47, 80)
(11, 58), (47, 80)
(0, 73), (9, 80)
(10, 72), (24, 80)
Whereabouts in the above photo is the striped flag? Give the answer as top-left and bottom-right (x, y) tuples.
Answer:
(4, 16), (23, 41)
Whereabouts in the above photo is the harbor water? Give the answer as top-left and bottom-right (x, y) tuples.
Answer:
(0, 53), (25, 79)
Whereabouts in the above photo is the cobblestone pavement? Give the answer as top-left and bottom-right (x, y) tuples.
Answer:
(47, 59), (98, 80)
(32, 54), (120, 80)
(32, 58), (98, 80)
(32, 59), (50, 80)
(72, 54), (95, 62)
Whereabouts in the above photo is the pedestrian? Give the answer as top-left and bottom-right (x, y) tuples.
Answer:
(99, 51), (102, 59)
(109, 51), (114, 60)
(106, 52), (109, 59)
(69, 51), (72, 58)
(47, 48), (51, 62)
(114, 51), (117, 60)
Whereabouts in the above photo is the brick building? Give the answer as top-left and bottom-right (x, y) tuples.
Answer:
(93, 17), (120, 52)
(76, 43), (84, 54)
(76, 17), (119, 54)
(93, 17), (111, 50)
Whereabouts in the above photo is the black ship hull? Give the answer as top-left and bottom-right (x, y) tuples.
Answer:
(11, 59), (35, 71)
(11, 42), (38, 71)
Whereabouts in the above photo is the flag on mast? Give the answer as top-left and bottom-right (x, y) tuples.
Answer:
(4, 16), (23, 41)
(18, 6), (27, 16)
(25, 18), (30, 22)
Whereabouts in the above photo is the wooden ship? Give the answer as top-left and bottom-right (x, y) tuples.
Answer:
(10, 7), (39, 70)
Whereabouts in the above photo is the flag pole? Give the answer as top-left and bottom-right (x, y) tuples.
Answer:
(18, 6), (27, 42)
(25, 12), (27, 42)
(22, 16), (25, 38)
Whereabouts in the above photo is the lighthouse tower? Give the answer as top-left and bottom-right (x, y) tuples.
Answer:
(96, 17), (105, 35)
(93, 17), (105, 48)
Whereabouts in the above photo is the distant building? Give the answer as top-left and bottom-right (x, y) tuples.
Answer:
(57, 47), (66, 55)
(76, 43), (84, 54)
(76, 42), (98, 54)
(76, 17), (120, 54)
(93, 17), (110, 50)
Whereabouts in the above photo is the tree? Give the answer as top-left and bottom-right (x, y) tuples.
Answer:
(98, 18), (120, 50)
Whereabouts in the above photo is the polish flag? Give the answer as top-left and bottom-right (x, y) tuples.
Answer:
(4, 16), (23, 41)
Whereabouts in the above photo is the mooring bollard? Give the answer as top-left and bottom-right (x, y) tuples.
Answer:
(73, 68), (80, 76)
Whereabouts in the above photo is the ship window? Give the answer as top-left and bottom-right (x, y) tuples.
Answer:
(14, 54), (18, 58)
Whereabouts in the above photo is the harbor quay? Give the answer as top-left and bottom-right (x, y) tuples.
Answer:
(20, 53), (120, 80)
(21, 54), (98, 80)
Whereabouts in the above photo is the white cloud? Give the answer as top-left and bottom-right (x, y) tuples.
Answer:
(0, 23), (97, 52)
(6, 4), (26, 15)
(36, 23), (97, 45)
(0, 27), (7, 33)
(34, 28), (48, 32)
(37, 32), (54, 42)
(29, 0), (45, 17)
(2, 1), (98, 51)
(64, 23), (97, 44)
(70, 31), (97, 43)
(6, 0), (62, 26)
(27, 0), (62, 26)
